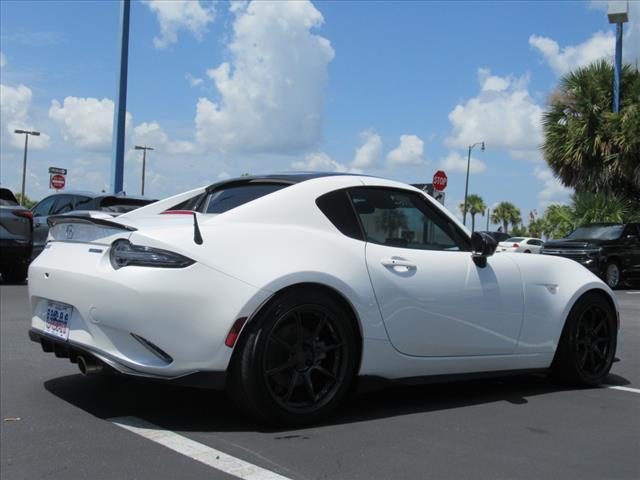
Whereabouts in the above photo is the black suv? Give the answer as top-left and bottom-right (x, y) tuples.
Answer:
(542, 223), (640, 288)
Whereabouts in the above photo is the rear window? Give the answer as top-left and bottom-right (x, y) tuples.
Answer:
(505, 237), (525, 242)
(0, 188), (19, 206)
(203, 183), (288, 214)
(97, 197), (156, 213)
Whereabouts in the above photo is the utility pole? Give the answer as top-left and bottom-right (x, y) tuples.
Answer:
(486, 208), (490, 230)
(463, 141), (485, 226)
(134, 145), (154, 196)
(110, 0), (131, 193)
(14, 129), (41, 206)
(608, 1), (629, 113)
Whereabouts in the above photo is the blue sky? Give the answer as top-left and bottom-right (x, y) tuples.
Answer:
(1, 0), (638, 226)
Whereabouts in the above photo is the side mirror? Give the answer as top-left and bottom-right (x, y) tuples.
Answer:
(471, 231), (497, 268)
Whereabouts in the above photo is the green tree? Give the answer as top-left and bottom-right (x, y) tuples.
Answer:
(542, 60), (640, 201)
(509, 224), (528, 237)
(541, 204), (575, 239)
(527, 218), (547, 238)
(14, 193), (37, 209)
(491, 202), (521, 234)
(571, 191), (640, 224)
(459, 194), (486, 233)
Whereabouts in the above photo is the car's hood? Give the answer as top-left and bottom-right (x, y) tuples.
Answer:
(543, 239), (613, 249)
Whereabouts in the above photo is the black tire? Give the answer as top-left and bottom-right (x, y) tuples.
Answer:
(604, 261), (621, 289)
(227, 288), (359, 426)
(1, 264), (28, 283)
(550, 292), (617, 387)
(524, 250), (531, 253)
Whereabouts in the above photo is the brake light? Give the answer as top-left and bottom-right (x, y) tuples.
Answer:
(161, 210), (194, 215)
(512, 243), (519, 247)
(13, 210), (33, 219)
(225, 317), (247, 348)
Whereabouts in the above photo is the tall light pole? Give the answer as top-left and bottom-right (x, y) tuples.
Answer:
(14, 129), (41, 206)
(134, 145), (154, 196)
(110, 0), (131, 193)
(608, 1), (629, 113)
(462, 141), (485, 226)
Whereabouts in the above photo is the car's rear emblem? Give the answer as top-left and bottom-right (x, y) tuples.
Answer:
(65, 225), (74, 240)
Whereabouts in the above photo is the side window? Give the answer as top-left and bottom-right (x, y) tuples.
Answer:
(32, 196), (57, 217)
(348, 187), (470, 251)
(51, 195), (74, 215)
(74, 196), (95, 211)
(316, 189), (364, 241)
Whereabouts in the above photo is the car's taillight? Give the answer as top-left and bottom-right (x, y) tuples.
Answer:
(13, 210), (33, 219)
(513, 243), (519, 247)
(161, 210), (194, 215)
(109, 239), (195, 269)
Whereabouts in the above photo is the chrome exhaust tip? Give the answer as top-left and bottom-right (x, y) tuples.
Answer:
(77, 355), (103, 375)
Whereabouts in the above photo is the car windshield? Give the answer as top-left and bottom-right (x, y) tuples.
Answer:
(566, 225), (624, 241)
(505, 237), (525, 242)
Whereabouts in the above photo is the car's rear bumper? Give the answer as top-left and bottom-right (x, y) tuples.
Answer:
(28, 328), (226, 389)
(28, 241), (272, 381)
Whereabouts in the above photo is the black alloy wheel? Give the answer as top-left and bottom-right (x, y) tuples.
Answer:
(228, 289), (358, 426)
(605, 261), (621, 289)
(550, 292), (617, 386)
(263, 305), (347, 413)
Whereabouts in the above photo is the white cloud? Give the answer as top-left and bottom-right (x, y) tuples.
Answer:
(0, 83), (50, 150)
(440, 151), (487, 174)
(217, 171), (231, 180)
(195, 0), (334, 153)
(0, 52), (6, 68)
(185, 73), (203, 87)
(143, 0), (216, 49)
(229, 1), (248, 14)
(534, 166), (572, 208)
(351, 130), (382, 168)
(387, 134), (425, 166)
(49, 96), (130, 151)
(529, 31), (614, 76)
(133, 121), (196, 154)
(291, 152), (361, 173)
(446, 69), (543, 155)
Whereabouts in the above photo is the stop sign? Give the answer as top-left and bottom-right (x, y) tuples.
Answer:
(50, 174), (66, 190)
(433, 170), (447, 191)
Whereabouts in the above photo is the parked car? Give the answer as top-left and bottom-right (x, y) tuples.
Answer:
(30, 192), (157, 258)
(497, 237), (544, 254)
(542, 223), (640, 288)
(0, 187), (33, 282)
(478, 231), (510, 243)
(28, 173), (619, 426)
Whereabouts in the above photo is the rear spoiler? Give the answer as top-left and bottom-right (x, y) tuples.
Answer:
(47, 215), (137, 231)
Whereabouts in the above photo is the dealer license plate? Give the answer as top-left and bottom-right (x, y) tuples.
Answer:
(45, 302), (72, 340)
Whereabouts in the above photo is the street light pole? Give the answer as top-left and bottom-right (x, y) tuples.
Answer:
(608, 1), (629, 113)
(14, 129), (41, 206)
(134, 145), (154, 196)
(462, 141), (485, 226)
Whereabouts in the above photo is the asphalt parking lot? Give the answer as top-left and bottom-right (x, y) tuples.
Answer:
(1, 284), (639, 480)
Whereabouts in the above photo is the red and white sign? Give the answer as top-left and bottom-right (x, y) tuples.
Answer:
(433, 170), (447, 191)
(50, 174), (66, 190)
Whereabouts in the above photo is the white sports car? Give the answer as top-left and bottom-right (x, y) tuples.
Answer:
(28, 173), (619, 425)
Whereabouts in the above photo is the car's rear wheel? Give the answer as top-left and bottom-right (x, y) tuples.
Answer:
(605, 261), (621, 289)
(550, 292), (617, 386)
(228, 289), (358, 426)
(1, 263), (28, 283)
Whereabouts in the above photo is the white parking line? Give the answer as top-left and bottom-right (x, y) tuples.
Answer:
(606, 385), (640, 394)
(110, 416), (293, 480)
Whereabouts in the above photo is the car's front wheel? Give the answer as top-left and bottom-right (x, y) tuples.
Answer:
(605, 261), (621, 289)
(550, 292), (617, 386)
(228, 289), (359, 426)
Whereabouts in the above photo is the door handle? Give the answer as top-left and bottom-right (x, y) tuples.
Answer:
(381, 258), (416, 269)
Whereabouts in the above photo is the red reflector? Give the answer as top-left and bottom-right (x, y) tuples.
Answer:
(225, 317), (247, 348)
(161, 210), (195, 215)
(13, 210), (33, 219)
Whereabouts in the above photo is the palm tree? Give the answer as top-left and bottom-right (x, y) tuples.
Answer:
(459, 194), (486, 233)
(541, 204), (575, 239)
(571, 191), (640, 224)
(491, 202), (521, 234)
(542, 60), (640, 201)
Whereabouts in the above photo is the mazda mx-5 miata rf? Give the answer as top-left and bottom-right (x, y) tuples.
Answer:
(28, 173), (620, 425)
